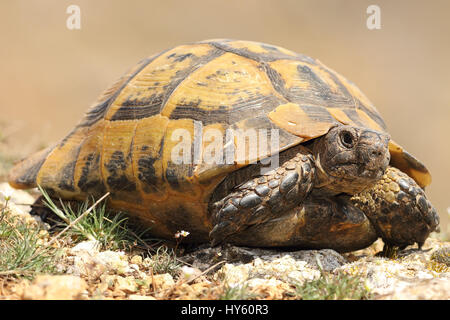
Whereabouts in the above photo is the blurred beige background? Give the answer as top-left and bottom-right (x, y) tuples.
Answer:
(0, 0), (448, 237)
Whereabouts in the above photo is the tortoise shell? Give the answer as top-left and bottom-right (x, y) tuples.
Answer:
(8, 39), (431, 241)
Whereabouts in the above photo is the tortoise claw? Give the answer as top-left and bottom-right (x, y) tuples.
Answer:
(378, 242), (400, 259)
(209, 222), (231, 246)
(417, 241), (424, 250)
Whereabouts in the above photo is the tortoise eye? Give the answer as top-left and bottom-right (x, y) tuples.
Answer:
(340, 131), (355, 148)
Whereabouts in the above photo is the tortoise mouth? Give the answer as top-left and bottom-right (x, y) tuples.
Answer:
(324, 166), (386, 195)
(358, 167), (385, 181)
(329, 162), (385, 179)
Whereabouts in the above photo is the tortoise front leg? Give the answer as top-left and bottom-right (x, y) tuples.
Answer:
(351, 166), (440, 249)
(209, 149), (315, 246)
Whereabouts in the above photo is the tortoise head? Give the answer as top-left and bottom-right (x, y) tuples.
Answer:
(313, 125), (390, 195)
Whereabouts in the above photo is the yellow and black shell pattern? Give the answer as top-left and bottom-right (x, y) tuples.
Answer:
(8, 39), (431, 241)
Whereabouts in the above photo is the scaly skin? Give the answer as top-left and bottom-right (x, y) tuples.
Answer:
(351, 166), (439, 249)
(209, 125), (391, 247)
(210, 146), (315, 245)
(209, 125), (439, 252)
(211, 166), (439, 252)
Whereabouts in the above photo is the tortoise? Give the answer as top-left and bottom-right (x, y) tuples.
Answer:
(8, 39), (439, 252)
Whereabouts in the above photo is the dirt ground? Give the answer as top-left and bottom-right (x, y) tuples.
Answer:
(0, 188), (448, 300)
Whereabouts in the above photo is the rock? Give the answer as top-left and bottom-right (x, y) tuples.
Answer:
(181, 239), (449, 300)
(179, 266), (202, 282)
(143, 257), (153, 268)
(94, 251), (132, 275)
(70, 254), (107, 279)
(0, 183), (51, 231)
(68, 249), (132, 279)
(215, 255), (321, 287)
(100, 274), (117, 289)
(431, 246), (450, 266)
(152, 273), (175, 291)
(97, 274), (138, 298)
(170, 281), (217, 299)
(0, 182), (36, 215)
(337, 238), (450, 299)
(130, 255), (143, 265)
(128, 294), (157, 300)
(115, 276), (139, 294)
(282, 249), (347, 272)
(245, 278), (295, 299)
(70, 240), (101, 255)
(181, 245), (346, 272)
(217, 263), (249, 285)
(181, 245), (350, 299)
(99, 274), (149, 296)
(22, 275), (87, 300)
(183, 245), (346, 290)
(376, 275), (450, 300)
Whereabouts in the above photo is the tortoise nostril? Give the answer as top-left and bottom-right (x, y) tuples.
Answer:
(370, 143), (387, 158)
(372, 150), (382, 157)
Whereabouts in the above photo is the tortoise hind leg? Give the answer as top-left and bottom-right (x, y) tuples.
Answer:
(209, 149), (315, 246)
(30, 194), (85, 230)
